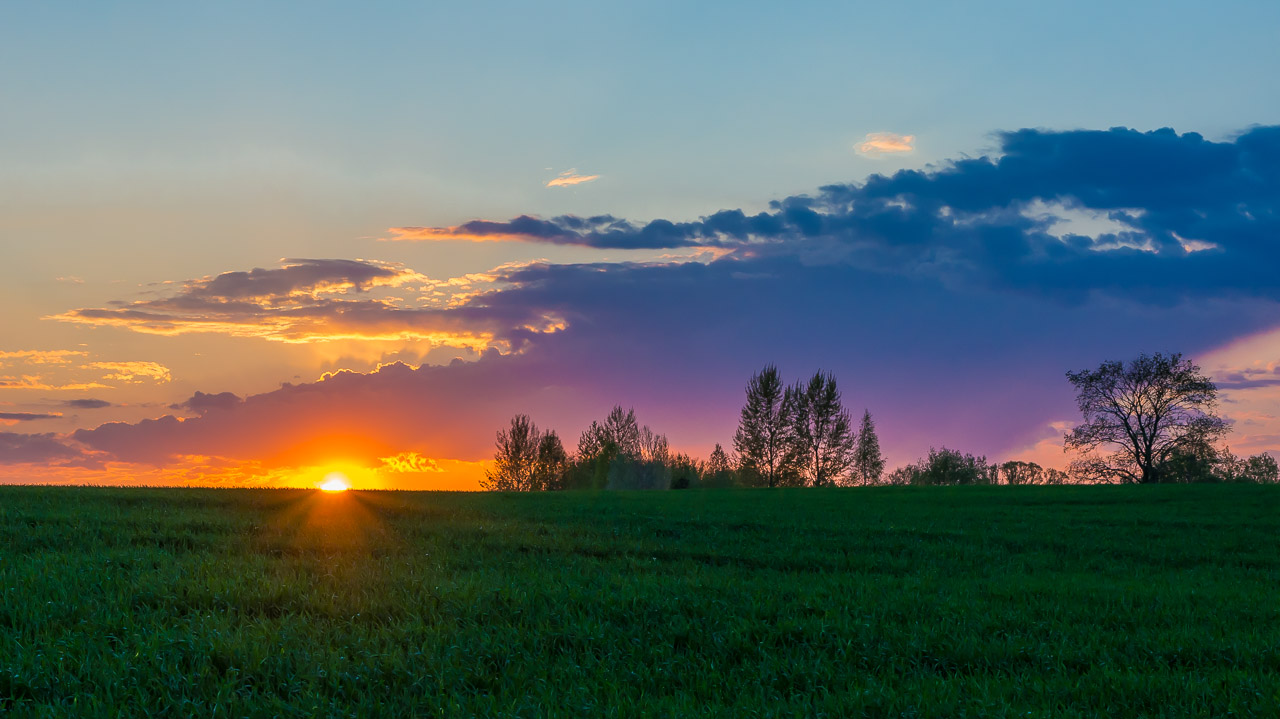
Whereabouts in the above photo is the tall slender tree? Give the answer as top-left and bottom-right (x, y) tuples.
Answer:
(791, 371), (857, 487)
(734, 365), (801, 487)
(852, 409), (885, 485)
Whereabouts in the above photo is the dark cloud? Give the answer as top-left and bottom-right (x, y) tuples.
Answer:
(0, 412), (61, 422)
(1217, 367), (1280, 390)
(400, 126), (1280, 302)
(73, 353), (599, 466)
(62, 398), (112, 409)
(389, 215), (707, 249)
(53, 258), (561, 347)
(170, 391), (243, 414)
(185, 258), (412, 301)
(0, 432), (81, 464)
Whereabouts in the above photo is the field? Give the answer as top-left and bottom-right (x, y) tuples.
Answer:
(1, 485), (1278, 718)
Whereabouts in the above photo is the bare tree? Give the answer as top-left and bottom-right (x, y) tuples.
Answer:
(1064, 352), (1228, 484)
(639, 425), (670, 464)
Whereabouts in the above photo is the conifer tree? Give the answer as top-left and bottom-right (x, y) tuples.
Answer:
(852, 409), (885, 485)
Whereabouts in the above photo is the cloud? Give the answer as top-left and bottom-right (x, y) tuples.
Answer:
(62, 398), (113, 409)
(0, 376), (111, 391)
(546, 170), (600, 188)
(386, 214), (703, 249)
(52, 258), (565, 349)
(89, 361), (172, 383)
(380, 451), (443, 473)
(68, 357), (583, 467)
(181, 257), (423, 301)
(857, 132), (915, 156)
(387, 125), (1280, 302)
(0, 350), (87, 365)
(171, 391), (243, 414)
(0, 412), (62, 422)
(0, 432), (84, 464)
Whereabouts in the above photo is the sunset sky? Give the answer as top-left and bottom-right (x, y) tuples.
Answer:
(4, 1), (1280, 489)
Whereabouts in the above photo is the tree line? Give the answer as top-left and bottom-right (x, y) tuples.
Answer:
(482, 354), (1279, 491)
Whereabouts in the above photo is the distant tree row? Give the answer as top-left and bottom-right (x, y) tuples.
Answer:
(483, 366), (883, 491)
(483, 353), (1279, 491)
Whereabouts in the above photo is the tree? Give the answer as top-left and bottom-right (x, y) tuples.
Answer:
(852, 410), (885, 485)
(903, 447), (993, 486)
(483, 414), (549, 491)
(1240, 453), (1279, 484)
(668, 452), (700, 489)
(734, 365), (802, 487)
(573, 406), (644, 490)
(999, 460), (1044, 485)
(790, 371), (856, 487)
(703, 443), (737, 488)
(534, 431), (569, 490)
(639, 425), (670, 464)
(1064, 353), (1228, 484)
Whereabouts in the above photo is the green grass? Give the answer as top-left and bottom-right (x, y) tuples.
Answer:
(1, 485), (1278, 718)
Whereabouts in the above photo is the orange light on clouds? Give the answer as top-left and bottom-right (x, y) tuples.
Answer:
(857, 132), (915, 156)
(546, 170), (600, 188)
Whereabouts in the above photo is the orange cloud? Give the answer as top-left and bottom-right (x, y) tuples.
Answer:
(50, 258), (562, 351)
(546, 169), (600, 188)
(89, 361), (172, 383)
(856, 132), (915, 156)
(379, 451), (443, 473)
(385, 226), (530, 243)
(0, 350), (88, 365)
(0, 375), (111, 391)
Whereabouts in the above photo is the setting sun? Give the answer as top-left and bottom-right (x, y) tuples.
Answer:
(319, 472), (350, 492)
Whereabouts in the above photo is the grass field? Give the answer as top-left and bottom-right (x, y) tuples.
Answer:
(1, 485), (1278, 718)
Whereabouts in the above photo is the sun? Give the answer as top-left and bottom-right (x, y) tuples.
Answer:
(319, 472), (350, 492)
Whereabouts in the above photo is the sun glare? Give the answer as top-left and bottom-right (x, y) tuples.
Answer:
(319, 472), (350, 492)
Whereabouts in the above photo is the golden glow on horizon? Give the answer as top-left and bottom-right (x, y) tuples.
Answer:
(319, 472), (351, 492)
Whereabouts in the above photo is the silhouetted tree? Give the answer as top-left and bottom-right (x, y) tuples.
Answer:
(534, 430), (569, 490)
(703, 443), (737, 488)
(1161, 436), (1222, 483)
(484, 414), (557, 491)
(1065, 353), (1228, 484)
(570, 406), (643, 489)
(883, 465), (915, 486)
(999, 460), (1044, 485)
(639, 425), (670, 464)
(668, 452), (700, 489)
(1042, 468), (1070, 485)
(1239, 453), (1279, 483)
(790, 371), (856, 487)
(900, 447), (993, 485)
(852, 410), (885, 485)
(734, 365), (802, 487)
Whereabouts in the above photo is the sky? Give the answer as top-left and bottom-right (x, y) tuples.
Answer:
(3, 1), (1279, 489)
